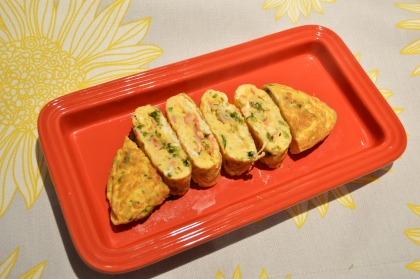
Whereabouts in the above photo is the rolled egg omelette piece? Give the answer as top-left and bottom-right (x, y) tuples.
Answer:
(263, 83), (337, 154)
(166, 93), (222, 187)
(234, 84), (292, 169)
(106, 136), (170, 225)
(132, 105), (192, 196)
(200, 89), (264, 176)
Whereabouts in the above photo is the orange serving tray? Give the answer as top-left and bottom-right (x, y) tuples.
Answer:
(38, 25), (406, 273)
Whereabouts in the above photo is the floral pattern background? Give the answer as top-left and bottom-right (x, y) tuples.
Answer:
(396, 2), (420, 76)
(262, 0), (336, 23)
(1, 0), (418, 278)
(405, 203), (420, 272)
(0, 0), (162, 218)
(0, 0), (162, 277)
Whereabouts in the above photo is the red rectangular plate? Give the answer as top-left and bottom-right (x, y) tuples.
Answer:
(38, 25), (406, 273)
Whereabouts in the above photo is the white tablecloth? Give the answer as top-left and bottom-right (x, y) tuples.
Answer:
(1, 0), (419, 278)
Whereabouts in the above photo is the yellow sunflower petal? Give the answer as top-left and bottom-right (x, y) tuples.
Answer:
(379, 88), (393, 100)
(35, 0), (55, 38)
(405, 228), (420, 245)
(310, 192), (330, 218)
(24, 1), (37, 36)
(111, 18), (151, 47)
(263, 0), (286, 10)
(330, 185), (356, 209)
(26, 0), (55, 38)
(286, 201), (309, 228)
(0, 12), (4, 26)
(395, 3), (420, 15)
(367, 69), (378, 84)
(411, 64), (420, 76)
(0, 129), (20, 217)
(311, 0), (324, 14)
(401, 38), (420, 54)
(287, 1), (301, 24)
(406, 260), (420, 272)
(0, 0), (25, 40)
(354, 52), (361, 62)
(17, 260), (46, 279)
(285, 275), (292, 279)
(64, 1), (101, 55)
(396, 19), (420, 30)
(22, 0), (58, 38)
(14, 131), (44, 210)
(393, 107), (405, 115)
(83, 44), (163, 72)
(408, 203), (420, 217)
(73, 0), (130, 62)
(259, 267), (268, 279)
(299, 0), (311, 18)
(275, 2), (290, 21)
(53, 0), (82, 44)
(215, 270), (226, 279)
(0, 26), (10, 42)
(0, 124), (10, 146)
(0, 247), (19, 278)
(232, 265), (242, 279)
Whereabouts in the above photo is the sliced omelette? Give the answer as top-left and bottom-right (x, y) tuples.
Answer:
(234, 84), (292, 168)
(166, 93), (222, 187)
(132, 105), (192, 196)
(263, 83), (337, 154)
(106, 136), (170, 225)
(200, 89), (264, 176)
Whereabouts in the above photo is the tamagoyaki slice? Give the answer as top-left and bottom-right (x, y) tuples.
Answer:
(200, 89), (264, 176)
(132, 105), (191, 196)
(166, 93), (222, 187)
(234, 84), (292, 168)
(263, 83), (337, 154)
(106, 136), (170, 225)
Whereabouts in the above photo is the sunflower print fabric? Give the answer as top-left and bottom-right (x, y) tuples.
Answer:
(262, 0), (336, 23)
(0, 0), (162, 217)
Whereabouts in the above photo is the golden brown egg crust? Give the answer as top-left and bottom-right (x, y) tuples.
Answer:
(263, 83), (337, 154)
(106, 136), (170, 225)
